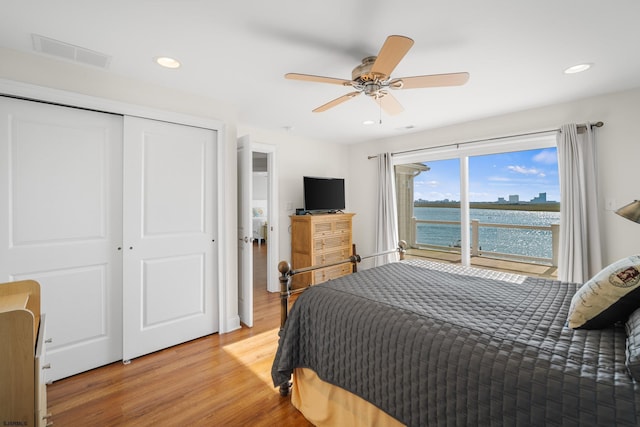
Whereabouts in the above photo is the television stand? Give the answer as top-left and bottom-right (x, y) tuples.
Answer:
(290, 213), (355, 288)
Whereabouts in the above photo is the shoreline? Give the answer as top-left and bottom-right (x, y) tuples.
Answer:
(414, 202), (560, 212)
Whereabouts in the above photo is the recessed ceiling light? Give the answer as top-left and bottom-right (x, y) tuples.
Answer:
(363, 120), (375, 125)
(155, 56), (181, 69)
(564, 63), (592, 74)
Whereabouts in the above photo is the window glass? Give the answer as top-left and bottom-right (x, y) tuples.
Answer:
(468, 148), (559, 262)
(398, 158), (461, 250)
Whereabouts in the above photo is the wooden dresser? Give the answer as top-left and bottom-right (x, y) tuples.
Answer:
(290, 213), (355, 289)
(0, 280), (49, 427)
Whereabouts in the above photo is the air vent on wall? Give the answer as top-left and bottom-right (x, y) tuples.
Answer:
(32, 34), (111, 69)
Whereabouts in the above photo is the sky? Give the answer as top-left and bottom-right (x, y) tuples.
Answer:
(412, 147), (560, 203)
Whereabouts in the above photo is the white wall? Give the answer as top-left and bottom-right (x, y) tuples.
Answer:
(348, 87), (640, 271)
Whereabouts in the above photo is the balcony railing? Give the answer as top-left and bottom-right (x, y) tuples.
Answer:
(410, 218), (559, 266)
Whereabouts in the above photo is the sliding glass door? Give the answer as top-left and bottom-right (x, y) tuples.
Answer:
(394, 133), (559, 267)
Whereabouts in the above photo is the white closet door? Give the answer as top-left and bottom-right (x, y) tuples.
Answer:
(122, 116), (218, 361)
(0, 97), (123, 381)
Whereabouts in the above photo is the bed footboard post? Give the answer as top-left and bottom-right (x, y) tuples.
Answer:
(278, 261), (292, 329)
(398, 240), (407, 260)
(277, 261), (293, 396)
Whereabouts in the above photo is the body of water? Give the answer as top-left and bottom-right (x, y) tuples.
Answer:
(414, 207), (560, 259)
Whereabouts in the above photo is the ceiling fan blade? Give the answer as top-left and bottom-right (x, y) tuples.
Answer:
(390, 72), (470, 89)
(313, 91), (361, 112)
(370, 35), (414, 78)
(373, 92), (404, 116)
(285, 73), (353, 86)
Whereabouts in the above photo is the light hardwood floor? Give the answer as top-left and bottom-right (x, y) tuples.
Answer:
(47, 243), (312, 426)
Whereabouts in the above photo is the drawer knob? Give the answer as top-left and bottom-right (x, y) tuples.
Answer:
(42, 363), (51, 370)
(45, 338), (53, 343)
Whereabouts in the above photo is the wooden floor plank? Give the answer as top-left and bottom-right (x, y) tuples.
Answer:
(47, 243), (312, 426)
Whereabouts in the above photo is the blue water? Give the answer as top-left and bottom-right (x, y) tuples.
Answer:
(414, 207), (560, 259)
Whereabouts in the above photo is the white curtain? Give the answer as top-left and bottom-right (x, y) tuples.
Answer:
(557, 123), (602, 283)
(375, 152), (399, 266)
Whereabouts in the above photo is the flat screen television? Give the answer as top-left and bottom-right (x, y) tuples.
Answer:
(303, 176), (345, 213)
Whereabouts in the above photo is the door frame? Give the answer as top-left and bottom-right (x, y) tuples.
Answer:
(238, 137), (279, 327)
(0, 78), (238, 334)
(252, 142), (279, 293)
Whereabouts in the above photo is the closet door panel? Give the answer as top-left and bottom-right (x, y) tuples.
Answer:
(123, 116), (217, 361)
(0, 96), (123, 381)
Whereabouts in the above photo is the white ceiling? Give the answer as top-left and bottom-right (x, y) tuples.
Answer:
(2, 0), (640, 144)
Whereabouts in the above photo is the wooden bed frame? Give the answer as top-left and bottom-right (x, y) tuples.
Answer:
(276, 240), (407, 396)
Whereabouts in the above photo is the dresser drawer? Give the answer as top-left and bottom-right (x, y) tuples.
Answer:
(313, 263), (353, 283)
(313, 234), (351, 252)
(314, 247), (352, 265)
(311, 218), (352, 237)
(311, 220), (333, 235)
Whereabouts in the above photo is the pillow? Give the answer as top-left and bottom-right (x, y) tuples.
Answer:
(625, 308), (640, 380)
(567, 255), (640, 329)
(252, 207), (264, 217)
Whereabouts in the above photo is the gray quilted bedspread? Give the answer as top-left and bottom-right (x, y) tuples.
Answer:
(271, 260), (640, 426)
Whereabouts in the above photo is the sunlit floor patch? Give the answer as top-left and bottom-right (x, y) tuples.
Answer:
(223, 327), (281, 391)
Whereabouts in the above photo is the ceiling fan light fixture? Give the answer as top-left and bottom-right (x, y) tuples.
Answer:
(363, 120), (375, 125)
(564, 63), (592, 74)
(155, 56), (181, 69)
(285, 34), (469, 115)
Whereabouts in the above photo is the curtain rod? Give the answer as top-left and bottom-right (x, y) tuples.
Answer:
(367, 121), (604, 160)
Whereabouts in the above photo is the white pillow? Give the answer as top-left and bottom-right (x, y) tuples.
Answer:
(567, 255), (640, 329)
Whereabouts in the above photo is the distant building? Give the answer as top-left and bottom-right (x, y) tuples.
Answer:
(497, 197), (507, 204)
(530, 192), (547, 203)
(509, 195), (519, 203)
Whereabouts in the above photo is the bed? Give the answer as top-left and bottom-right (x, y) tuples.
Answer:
(272, 255), (640, 426)
(252, 200), (267, 246)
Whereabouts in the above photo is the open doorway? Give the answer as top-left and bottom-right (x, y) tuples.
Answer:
(252, 153), (268, 294)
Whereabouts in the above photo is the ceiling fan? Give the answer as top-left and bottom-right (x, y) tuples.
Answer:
(285, 35), (469, 115)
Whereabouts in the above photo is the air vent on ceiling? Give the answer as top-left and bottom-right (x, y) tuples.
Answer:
(32, 34), (111, 69)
